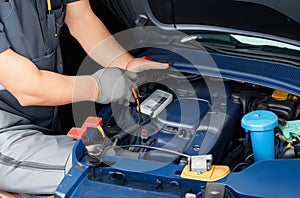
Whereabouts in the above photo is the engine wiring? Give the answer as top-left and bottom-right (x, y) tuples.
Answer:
(118, 144), (190, 158)
(131, 87), (142, 125)
(97, 125), (106, 138)
(86, 141), (191, 166)
(231, 153), (255, 172)
(275, 132), (300, 159)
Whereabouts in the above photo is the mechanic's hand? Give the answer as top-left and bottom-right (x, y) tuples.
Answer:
(92, 67), (137, 105)
(125, 57), (169, 72)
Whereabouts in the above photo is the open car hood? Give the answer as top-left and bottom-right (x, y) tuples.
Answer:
(106, 0), (300, 46)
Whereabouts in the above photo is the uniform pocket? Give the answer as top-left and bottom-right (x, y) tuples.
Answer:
(47, 3), (65, 49)
(0, 0), (14, 22)
(32, 50), (55, 71)
(54, 3), (65, 27)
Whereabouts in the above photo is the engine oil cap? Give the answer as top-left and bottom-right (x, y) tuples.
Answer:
(241, 110), (278, 131)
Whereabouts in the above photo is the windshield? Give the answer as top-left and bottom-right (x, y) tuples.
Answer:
(179, 32), (300, 66)
(231, 35), (300, 51)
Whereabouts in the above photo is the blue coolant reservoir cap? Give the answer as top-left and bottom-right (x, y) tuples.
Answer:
(241, 110), (278, 132)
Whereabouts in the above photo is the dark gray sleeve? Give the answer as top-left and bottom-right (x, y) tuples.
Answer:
(0, 22), (10, 53)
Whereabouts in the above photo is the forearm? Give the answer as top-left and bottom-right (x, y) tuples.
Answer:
(65, 1), (133, 69)
(0, 49), (98, 106)
(24, 71), (98, 106)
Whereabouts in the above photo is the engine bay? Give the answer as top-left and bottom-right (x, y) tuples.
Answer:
(81, 68), (300, 173)
(58, 61), (300, 197)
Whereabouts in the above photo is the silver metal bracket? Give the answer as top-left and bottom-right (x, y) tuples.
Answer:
(188, 154), (213, 174)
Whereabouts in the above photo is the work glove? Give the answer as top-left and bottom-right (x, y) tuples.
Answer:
(92, 67), (137, 105)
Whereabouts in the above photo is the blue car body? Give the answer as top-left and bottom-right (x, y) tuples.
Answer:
(56, 1), (300, 197)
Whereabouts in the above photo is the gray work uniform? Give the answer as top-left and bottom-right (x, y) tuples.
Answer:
(0, 0), (78, 194)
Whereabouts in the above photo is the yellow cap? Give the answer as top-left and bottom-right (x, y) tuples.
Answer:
(181, 165), (230, 182)
(292, 96), (299, 102)
(272, 90), (289, 100)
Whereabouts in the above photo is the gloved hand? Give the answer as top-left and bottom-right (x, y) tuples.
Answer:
(92, 67), (137, 105)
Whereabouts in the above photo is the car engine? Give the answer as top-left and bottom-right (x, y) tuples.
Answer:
(80, 68), (300, 172)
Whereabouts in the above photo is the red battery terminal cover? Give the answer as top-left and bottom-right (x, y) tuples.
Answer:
(67, 116), (103, 140)
(141, 129), (149, 140)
